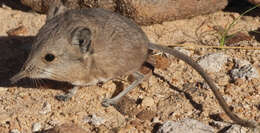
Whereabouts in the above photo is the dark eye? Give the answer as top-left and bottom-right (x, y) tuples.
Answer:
(79, 39), (84, 45)
(44, 53), (55, 62)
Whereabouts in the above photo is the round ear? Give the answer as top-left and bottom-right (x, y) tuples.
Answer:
(71, 27), (92, 54)
(47, 2), (68, 21)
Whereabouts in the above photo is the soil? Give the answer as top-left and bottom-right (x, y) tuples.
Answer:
(0, 2), (260, 133)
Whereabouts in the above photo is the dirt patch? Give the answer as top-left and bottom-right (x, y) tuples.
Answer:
(0, 2), (259, 133)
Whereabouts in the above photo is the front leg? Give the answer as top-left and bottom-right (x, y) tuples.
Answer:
(56, 86), (80, 101)
(102, 72), (144, 107)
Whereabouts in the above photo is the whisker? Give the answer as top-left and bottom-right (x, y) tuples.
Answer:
(38, 79), (45, 88)
(34, 79), (38, 88)
(36, 79), (41, 88)
(30, 78), (35, 87)
(40, 79), (47, 88)
(39, 68), (69, 82)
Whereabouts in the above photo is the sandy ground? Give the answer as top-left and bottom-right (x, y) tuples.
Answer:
(0, 3), (260, 133)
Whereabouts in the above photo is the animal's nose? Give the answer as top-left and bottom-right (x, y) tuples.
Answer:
(10, 70), (27, 84)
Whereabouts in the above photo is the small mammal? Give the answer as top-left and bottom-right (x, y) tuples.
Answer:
(10, 3), (259, 129)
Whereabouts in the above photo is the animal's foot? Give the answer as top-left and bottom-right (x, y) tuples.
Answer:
(55, 94), (72, 101)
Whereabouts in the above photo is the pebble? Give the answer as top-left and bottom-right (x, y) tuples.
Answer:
(47, 120), (60, 127)
(10, 129), (20, 133)
(152, 117), (161, 123)
(157, 119), (215, 133)
(198, 53), (228, 72)
(224, 125), (247, 133)
(230, 59), (259, 80)
(117, 125), (138, 133)
(0, 87), (8, 92)
(83, 114), (106, 126)
(39, 102), (51, 114)
(0, 112), (11, 123)
(210, 121), (248, 133)
(32, 122), (42, 132)
(223, 95), (232, 104)
(45, 123), (88, 133)
(1, 4), (12, 10)
(141, 97), (155, 107)
(9, 120), (20, 131)
(136, 110), (156, 121)
(7, 25), (28, 36)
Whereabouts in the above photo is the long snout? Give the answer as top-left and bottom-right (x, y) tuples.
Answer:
(10, 71), (27, 84)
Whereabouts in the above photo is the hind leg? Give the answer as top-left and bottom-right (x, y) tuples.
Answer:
(102, 72), (144, 107)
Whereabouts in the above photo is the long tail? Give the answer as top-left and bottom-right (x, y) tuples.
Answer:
(149, 43), (257, 128)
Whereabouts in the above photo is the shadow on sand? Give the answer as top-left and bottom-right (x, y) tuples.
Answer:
(0, 35), (72, 90)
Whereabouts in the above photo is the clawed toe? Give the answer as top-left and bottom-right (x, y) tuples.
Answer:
(55, 95), (72, 101)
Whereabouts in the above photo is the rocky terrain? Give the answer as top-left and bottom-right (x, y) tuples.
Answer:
(0, 1), (259, 133)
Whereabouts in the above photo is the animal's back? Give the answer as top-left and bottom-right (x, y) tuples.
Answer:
(47, 8), (149, 81)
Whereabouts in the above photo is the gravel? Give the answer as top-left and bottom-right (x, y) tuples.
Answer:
(157, 119), (215, 133)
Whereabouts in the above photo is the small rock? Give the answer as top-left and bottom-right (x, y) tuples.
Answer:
(1, 4), (12, 10)
(45, 123), (88, 133)
(136, 110), (156, 121)
(223, 95), (232, 104)
(209, 121), (247, 133)
(0, 127), (8, 133)
(39, 102), (51, 114)
(32, 122), (42, 132)
(141, 97), (155, 107)
(234, 59), (251, 67)
(44, 120), (60, 131)
(198, 53), (228, 72)
(83, 114), (106, 126)
(9, 120), (20, 131)
(47, 120), (60, 127)
(225, 125), (247, 133)
(10, 129), (20, 133)
(118, 124), (138, 133)
(152, 117), (161, 123)
(0, 112), (11, 123)
(114, 96), (139, 117)
(7, 26), (28, 36)
(230, 59), (259, 80)
(157, 119), (215, 133)
(0, 87), (8, 92)
(152, 55), (171, 70)
(20, 0), (228, 25)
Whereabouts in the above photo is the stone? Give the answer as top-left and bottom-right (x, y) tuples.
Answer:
(198, 53), (228, 72)
(39, 102), (51, 114)
(10, 129), (20, 133)
(0, 87), (8, 92)
(157, 119), (215, 133)
(141, 97), (155, 107)
(0, 112), (11, 123)
(32, 122), (42, 132)
(136, 110), (156, 121)
(45, 123), (87, 133)
(83, 114), (106, 126)
(225, 125), (246, 133)
(20, 0), (228, 25)
(230, 59), (259, 80)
